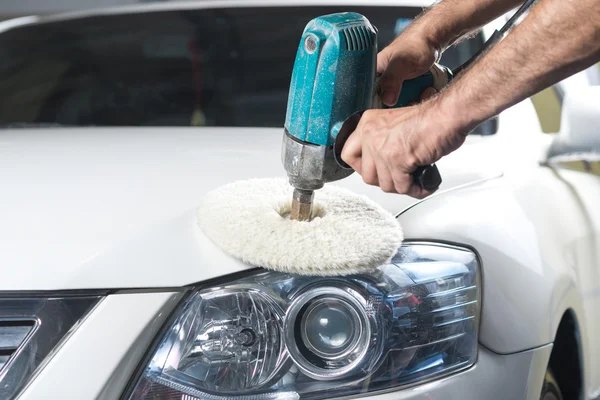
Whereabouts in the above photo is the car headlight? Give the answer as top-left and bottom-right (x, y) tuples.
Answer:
(127, 242), (480, 399)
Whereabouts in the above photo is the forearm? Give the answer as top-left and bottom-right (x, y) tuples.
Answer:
(436, 0), (600, 133)
(404, 0), (523, 52)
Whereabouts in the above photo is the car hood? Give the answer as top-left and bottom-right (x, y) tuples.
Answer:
(1, 126), (515, 290)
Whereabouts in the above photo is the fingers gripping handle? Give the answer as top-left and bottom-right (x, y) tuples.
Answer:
(333, 65), (450, 192)
(333, 112), (442, 192)
(387, 64), (447, 190)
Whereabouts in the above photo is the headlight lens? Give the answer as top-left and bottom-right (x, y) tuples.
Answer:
(128, 243), (480, 399)
(285, 286), (373, 380)
(141, 288), (288, 396)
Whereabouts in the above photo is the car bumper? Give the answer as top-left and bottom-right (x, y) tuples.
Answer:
(359, 344), (552, 400)
(16, 292), (552, 400)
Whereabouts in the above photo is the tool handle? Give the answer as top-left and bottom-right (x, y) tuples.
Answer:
(394, 73), (436, 107)
(383, 64), (453, 108)
(413, 165), (442, 192)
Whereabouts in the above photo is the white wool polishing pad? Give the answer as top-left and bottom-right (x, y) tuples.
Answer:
(196, 178), (403, 276)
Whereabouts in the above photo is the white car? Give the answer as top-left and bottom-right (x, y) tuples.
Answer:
(1, 1), (599, 400)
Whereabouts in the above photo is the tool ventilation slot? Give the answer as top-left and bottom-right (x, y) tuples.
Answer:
(0, 320), (35, 372)
(343, 26), (375, 51)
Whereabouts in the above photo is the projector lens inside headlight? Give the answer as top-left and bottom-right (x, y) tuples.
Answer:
(302, 300), (359, 357)
(285, 286), (372, 380)
(128, 243), (481, 400)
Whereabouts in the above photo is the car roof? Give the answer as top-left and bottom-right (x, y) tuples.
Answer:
(0, 0), (434, 34)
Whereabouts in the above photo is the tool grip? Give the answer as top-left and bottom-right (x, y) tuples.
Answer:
(413, 164), (442, 192)
(378, 64), (452, 109)
(334, 113), (442, 192)
(393, 73), (436, 108)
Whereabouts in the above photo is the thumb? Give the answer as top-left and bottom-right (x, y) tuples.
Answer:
(340, 130), (363, 173)
(420, 87), (437, 101)
(376, 47), (392, 75)
(377, 52), (411, 107)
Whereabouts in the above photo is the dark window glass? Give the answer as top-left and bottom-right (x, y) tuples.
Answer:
(0, 6), (483, 128)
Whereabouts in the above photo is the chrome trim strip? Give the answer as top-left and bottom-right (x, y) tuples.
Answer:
(0, 323), (33, 351)
(0, 296), (102, 399)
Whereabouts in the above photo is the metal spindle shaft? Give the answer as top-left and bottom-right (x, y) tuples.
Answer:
(290, 189), (314, 221)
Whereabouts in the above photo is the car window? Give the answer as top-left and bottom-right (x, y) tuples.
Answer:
(0, 6), (483, 128)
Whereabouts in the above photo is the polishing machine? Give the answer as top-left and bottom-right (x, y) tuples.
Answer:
(281, 12), (448, 221)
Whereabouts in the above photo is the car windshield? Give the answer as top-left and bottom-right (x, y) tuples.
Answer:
(0, 6), (483, 128)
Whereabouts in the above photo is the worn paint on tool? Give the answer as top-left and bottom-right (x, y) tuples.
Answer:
(284, 13), (452, 147)
(284, 12), (376, 146)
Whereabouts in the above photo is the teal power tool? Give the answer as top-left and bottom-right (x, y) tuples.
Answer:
(281, 12), (449, 221)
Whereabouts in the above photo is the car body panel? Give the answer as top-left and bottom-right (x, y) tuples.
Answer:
(357, 345), (552, 400)
(0, 100), (540, 291)
(399, 166), (600, 397)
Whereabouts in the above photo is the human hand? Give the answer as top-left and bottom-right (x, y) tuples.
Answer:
(340, 100), (466, 198)
(377, 34), (440, 106)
